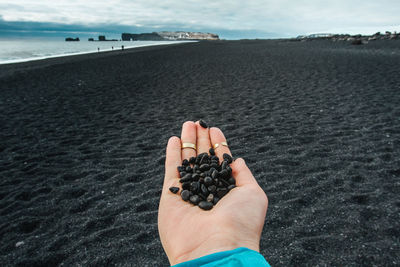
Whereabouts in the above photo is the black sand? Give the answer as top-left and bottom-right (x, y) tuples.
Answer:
(1, 40), (399, 266)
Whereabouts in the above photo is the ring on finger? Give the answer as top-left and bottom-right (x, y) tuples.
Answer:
(182, 142), (196, 150)
(214, 142), (228, 150)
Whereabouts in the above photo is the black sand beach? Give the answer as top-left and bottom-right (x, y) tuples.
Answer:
(1, 40), (399, 266)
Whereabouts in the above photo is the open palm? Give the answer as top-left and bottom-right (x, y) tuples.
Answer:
(158, 121), (268, 265)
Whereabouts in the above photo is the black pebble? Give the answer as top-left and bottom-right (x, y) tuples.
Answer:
(190, 195), (201, 205)
(208, 185), (217, 193)
(180, 171), (186, 178)
(209, 148), (215, 155)
(182, 159), (189, 166)
(221, 179), (230, 187)
(223, 153), (233, 164)
(190, 181), (200, 193)
(182, 182), (191, 190)
(199, 119), (208, 128)
(204, 176), (213, 186)
(181, 190), (190, 201)
(221, 161), (227, 170)
(210, 163), (219, 169)
(200, 164), (210, 171)
(192, 173), (200, 181)
(200, 154), (210, 165)
(213, 197), (220, 205)
(189, 157), (196, 164)
(228, 177), (236, 185)
(169, 187), (179, 194)
(219, 169), (228, 179)
(180, 173), (192, 183)
(199, 201), (213, 210)
(211, 170), (218, 179)
(177, 166), (185, 172)
(186, 166), (192, 173)
(200, 184), (209, 195)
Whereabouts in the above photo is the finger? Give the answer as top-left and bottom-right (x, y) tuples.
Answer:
(209, 127), (231, 162)
(195, 120), (211, 154)
(163, 136), (182, 190)
(231, 158), (259, 187)
(180, 121), (197, 160)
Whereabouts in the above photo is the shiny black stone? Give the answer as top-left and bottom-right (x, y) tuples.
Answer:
(198, 201), (213, 210)
(211, 155), (219, 161)
(169, 187), (179, 194)
(190, 195), (201, 205)
(182, 182), (191, 190)
(209, 147), (215, 155)
(226, 166), (232, 174)
(210, 163), (219, 169)
(208, 185), (217, 193)
(211, 170), (218, 179)
(221, 179), (230, 187)
(190, 181), (200, 193)
(200, 154), (210, 165)
(181, 190), (190, 201)
(200, 184), (209, 195)
(180, 173), (192, 183)
(221, 161), (228, 170)
(185, 166), (192, 173)
(204, 176), (213, 186)
(179, 171), (186, 178)
(223, 153), (233, 164)
(200, 173), (206, 178)
(200, 164), (210, 171)
(213, 197), (220, 205)
(182, 159), (189, 166)
(228, 177), (236, 185)
(192, 173), (200, 181)
(177, 166), (185, 172)
(189, 156), (196, 164)
(199, 119), (208, 128)
(219, 169), (228, 179)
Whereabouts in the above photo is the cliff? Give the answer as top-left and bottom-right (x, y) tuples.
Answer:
(121, 31), (219, 41)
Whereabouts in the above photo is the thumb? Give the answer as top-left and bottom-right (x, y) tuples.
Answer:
(231, 158), (260, 187)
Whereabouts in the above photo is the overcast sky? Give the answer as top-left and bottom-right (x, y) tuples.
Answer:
(0, 0), (399, 39)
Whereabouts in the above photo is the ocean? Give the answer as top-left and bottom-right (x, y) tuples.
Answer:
(0, 39), (192, 64)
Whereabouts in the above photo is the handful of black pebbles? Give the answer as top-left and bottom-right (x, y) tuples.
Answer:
(169, 148), (236, 210)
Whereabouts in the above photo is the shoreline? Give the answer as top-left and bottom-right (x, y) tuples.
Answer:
(0, 40), (196, 65)
(0, 41), (198, 79)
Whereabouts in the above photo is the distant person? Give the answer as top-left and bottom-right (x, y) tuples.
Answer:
(112, 46), (114, 50)
(97, 47), (100, 52)
(122, 45), (124, 51)
(158, 121), (270, 266)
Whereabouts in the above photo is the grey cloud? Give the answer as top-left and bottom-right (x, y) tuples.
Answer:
(0, 0), (399, 37)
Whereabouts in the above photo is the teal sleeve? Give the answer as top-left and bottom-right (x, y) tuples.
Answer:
(172, 247), (270, 267)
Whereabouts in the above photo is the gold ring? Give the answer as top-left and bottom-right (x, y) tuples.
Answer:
(213, 142), (228, 149)
(182, 142), (196, 150)
(221, 141), (228, 147)
(213, 143), (220, 149)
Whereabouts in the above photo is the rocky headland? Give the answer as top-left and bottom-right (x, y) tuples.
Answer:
(121, 31), (219, 41)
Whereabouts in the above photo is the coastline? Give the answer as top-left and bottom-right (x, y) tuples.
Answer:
(0, 40), (195, 65)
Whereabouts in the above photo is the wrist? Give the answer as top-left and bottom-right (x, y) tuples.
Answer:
(170, 233), (259, 265)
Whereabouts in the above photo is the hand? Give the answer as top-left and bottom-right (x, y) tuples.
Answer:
(158, 121), (268, 265)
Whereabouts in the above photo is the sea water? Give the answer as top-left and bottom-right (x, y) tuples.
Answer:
(0, 39), (192, 64)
